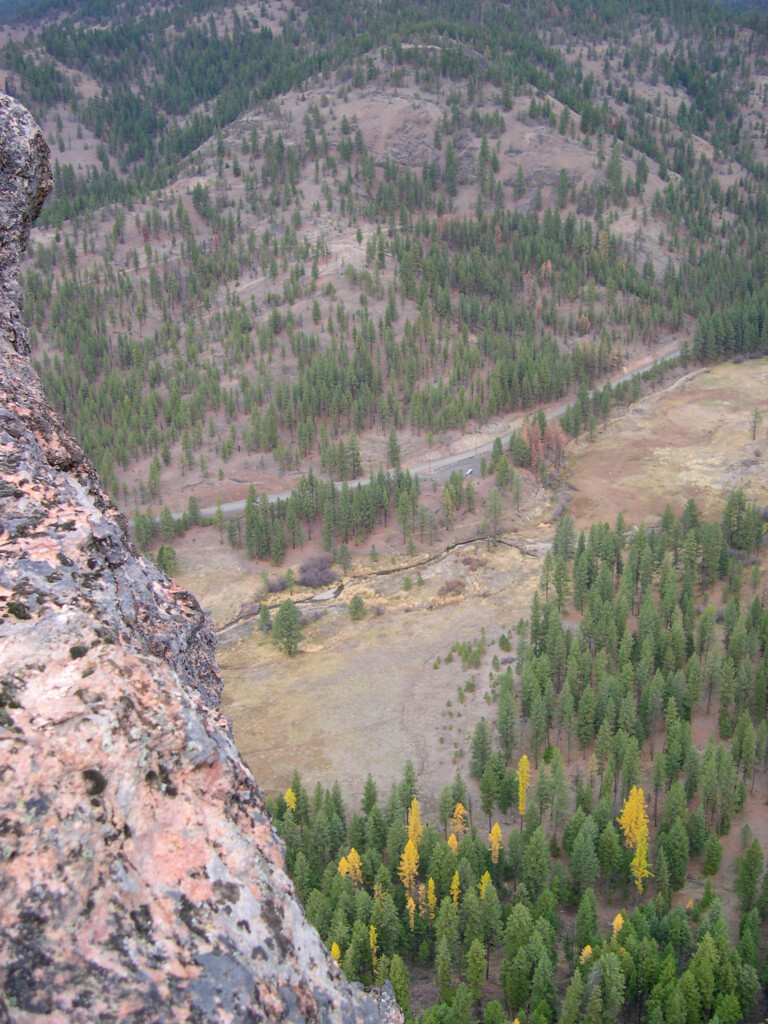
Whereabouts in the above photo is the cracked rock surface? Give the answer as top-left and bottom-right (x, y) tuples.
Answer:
(0, 93), (402, 1024)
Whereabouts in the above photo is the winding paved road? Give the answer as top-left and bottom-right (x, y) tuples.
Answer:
(187, 346), (680, 521)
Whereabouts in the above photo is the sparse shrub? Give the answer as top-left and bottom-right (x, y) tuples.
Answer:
(403, 575), (413, 591)
(438, 579), (466, 599)
(349, 594), (366, 620)
(299, 555), (337, 588)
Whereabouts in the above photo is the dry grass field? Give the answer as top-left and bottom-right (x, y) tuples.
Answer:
(173, 359), (768, 831)
(566, 360), (768, 529)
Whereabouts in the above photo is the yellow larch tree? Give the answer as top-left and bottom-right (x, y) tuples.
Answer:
(398, 838), (419, 893)
(406, 895), (416, 932)
(284, 787), (297, 812)
(347, 847), (363, 888)
(408, 797), (423, 849)
(612, 912), (624, 937)
(517, 755), (530, 822)
(478, 870), (492, 899)
(447, 832), (459, 855)
(617, 785), (652, 894)
(427, 877), (437, 919)
(631, 830), (652, 894)
(450, 870), (461, 905)
(331, 941), (341, 963)
(489, 822), (503, 864)
(338, 855), (349, 878)
(417, 883), (427, 919)
(617, 786), (649, 848)
(450, 802), (467, 837)
(369, 925), (378, 969)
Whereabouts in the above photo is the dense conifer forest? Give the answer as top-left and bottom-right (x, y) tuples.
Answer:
(270, 496), (768, 1021)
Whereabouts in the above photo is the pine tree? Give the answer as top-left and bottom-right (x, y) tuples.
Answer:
(362, 774), (378, 815)
(570, 822), (599, 893)
(435, 935), (453, 1001)
(735, 839), (764, 912)
(271, 598), (303, 656)
(577, 686), (596, 748)
(575, 887), (598, 949)
(598, 822), (622, 889)
(387, 427), (401, 469)
(497, 685), (517, 761)
(466, 938), (486, 1003)
(559, 970), (585, 1024)
(702, 831), (722, 876)
(662, 819), (689, 890)
(521, 825), (550, 898)
(470, 718), (492, 779)
(529, 952), (557, 1019)
(343, 919), (372, 984)
(389, 954), (410, 1012)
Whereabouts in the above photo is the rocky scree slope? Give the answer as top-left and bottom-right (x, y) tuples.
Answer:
(0, 93), (402, 1024)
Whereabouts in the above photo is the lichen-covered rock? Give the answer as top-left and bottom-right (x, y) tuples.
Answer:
(0, 95), (403, 1024)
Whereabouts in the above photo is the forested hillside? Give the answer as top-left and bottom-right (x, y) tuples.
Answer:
(4, 0), (768, 550)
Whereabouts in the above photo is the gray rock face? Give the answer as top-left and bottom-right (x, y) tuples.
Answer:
(0, 95), (403, 1024)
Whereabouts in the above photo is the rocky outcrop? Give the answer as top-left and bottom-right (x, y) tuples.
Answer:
(0, 94), (402, 1024)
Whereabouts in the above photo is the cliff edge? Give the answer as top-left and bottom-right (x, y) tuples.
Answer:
(0, 94), (402, 1024)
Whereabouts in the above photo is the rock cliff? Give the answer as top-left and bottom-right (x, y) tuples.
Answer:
(0, 94), (402, 1024)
